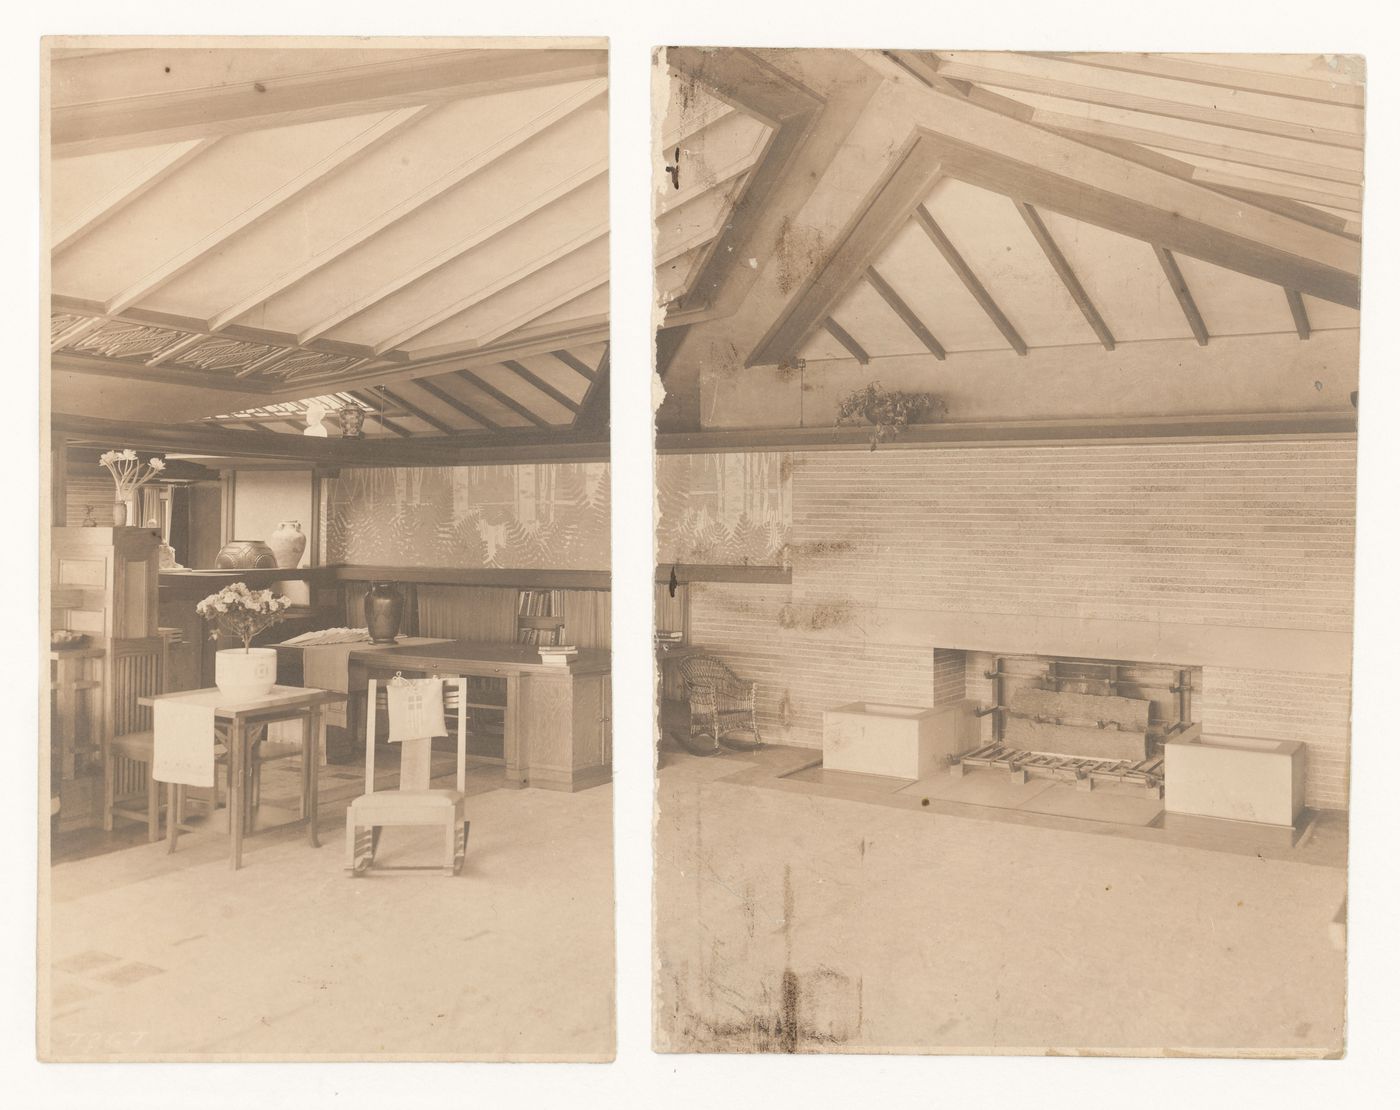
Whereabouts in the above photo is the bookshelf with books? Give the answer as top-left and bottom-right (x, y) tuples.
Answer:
(517, 587), (567, 647)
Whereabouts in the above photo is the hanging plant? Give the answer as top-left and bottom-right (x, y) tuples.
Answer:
(835, 383), (944, 450)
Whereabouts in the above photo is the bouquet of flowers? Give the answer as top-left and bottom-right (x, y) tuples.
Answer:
(99, 448), (166, 498)
(195, 582), (294, 651)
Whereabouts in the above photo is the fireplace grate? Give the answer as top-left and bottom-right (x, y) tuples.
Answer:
(952, 742), (1169, 794)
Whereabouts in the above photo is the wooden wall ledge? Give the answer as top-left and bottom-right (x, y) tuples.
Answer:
(656, 564), (792, 585)
(161, 566), (611, 592)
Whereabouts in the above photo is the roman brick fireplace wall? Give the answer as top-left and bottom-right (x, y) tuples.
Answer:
(677, 439), (1355, 810)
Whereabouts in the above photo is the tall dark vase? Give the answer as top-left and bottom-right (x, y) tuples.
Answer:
(364, 582), (405, 644)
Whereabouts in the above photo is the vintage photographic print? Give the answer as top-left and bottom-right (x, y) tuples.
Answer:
(653, 48), (1361, 1056)
(40, 37), (614, 1061)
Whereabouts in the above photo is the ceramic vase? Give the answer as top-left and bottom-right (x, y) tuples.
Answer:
(112, 501), (128, 527)
(214, 539), (277, 569)
(364, 582), (405, 644)
(215, 647), (278, 701)
(269, 520), (307, 568)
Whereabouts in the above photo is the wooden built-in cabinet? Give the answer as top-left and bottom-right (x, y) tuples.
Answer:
(51, 528), (166, 830)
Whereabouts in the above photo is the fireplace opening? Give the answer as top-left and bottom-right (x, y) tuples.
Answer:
(956, 651), (1202, 791)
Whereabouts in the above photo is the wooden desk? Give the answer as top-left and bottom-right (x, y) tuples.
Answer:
(347, 641), (611, 792)
(139, 685), (346, 870)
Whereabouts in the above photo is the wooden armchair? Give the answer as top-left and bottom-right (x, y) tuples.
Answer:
(677, 655), (763, 753)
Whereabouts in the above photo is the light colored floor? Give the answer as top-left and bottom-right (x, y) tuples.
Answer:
(43, 766), (616, 1061)
(654, 744), (1347, 1056)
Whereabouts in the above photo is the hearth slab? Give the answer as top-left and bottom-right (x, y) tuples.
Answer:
(899, 770), (1057, 809)
(785, 765), (914, 795)
(1015, 783), (1164, 827)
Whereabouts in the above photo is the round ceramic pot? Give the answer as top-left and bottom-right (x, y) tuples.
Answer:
(214, 647), (278, 701)
(214, 539), (277, 569)
(269, 520), (307, 569)
(364, 582), (405, 644)
(339, 404), (365, 438)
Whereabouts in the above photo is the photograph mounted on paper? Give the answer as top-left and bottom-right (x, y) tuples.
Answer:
(652, 47), (1361, 1056)
(41, 36), (614, 1061)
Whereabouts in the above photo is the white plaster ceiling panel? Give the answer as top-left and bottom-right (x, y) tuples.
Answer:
(50, 140), (199, 235)
(51, 111), (396, 304)
(797, 327), (856, 363)
(403, 234), (609, 352)
(1170, 253), (1296, 337)
(1299, 294), (1360, 332)
(321, 174), (609, 351)
(506, 351), (593, 405)
(249, 100), (607, 338)
(658, 75), (735, 150)
(424, 374), (535, 429)
(141, 82), (601, 322)
(657, 111), (769, 218)
(870, 207), (1007, 352)
(923, 177), (1101, 349)
(467, 363), (578, 424)
(656, 245), (707, 305)
(524, 284), (610, 332)
(829, 280), (926, 359)
(1032, 208), (1191, 342)
(393, 379), (491, 431)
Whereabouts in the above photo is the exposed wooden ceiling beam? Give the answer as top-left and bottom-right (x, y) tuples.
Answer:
(821, 318), (870, 364)
(864, 265), (945, 359)
(1034, 124), (1358, 239)
(372, 384), (458, 434)
(748, 138), (944, 367)
(454, 369), (552, 429)
(1285, 288), (1312, 340)
(1033, 53), (1365, 109)
(501, 359), (582, 414)
(1153, 246), (1210, 346)
(1013, 200), (1116, 351)
(210, 81), (607, 334)
(1031, 110), (1363, 189)
(102, 105), (432, 317)
(53, 412), (609, 465)
(904, 123), (1360, 307)
(930, 56), (1364, 151)
(409, 376), (500, 431)
(53, 138), (218, 254)
(665, 48), (825, 318)
(551, 349), (596, 382)
(914, 203), (1028, 356)
(52, 47), (609, 156)
(572, 344), (610, 432)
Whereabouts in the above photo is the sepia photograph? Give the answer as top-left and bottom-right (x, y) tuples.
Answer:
(39, 36), (615, 1061)
(652, 47), (1361, 1056)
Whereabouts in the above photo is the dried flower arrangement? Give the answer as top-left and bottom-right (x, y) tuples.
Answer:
(835, 383), (944, 450)
(98, 448), (166, 498)
(195, 583), (294, 652)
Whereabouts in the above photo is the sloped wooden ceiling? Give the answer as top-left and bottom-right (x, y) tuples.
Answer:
(655, 48), (1363, 433)
(48, 43), (611, 441)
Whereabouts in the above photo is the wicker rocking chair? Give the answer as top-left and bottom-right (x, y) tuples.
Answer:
(677, 654), (763, 754)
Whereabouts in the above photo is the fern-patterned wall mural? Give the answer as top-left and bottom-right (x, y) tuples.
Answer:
(656, 452), (791, 566)
(322, 463), (610, 570)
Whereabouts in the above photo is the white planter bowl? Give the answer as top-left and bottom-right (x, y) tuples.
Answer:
(215, 647), (278, 701)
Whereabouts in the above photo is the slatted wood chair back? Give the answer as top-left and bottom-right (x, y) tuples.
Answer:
(365, 676), (467, 796)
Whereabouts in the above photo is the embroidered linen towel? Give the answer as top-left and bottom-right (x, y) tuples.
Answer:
(153, 698), (217, 787)
(386, 677), (447, 743)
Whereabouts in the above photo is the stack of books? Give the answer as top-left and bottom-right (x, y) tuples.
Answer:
(539, 644), (579, 666)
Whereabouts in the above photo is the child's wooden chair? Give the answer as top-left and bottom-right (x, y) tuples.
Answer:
(345, 675), (470, 876)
